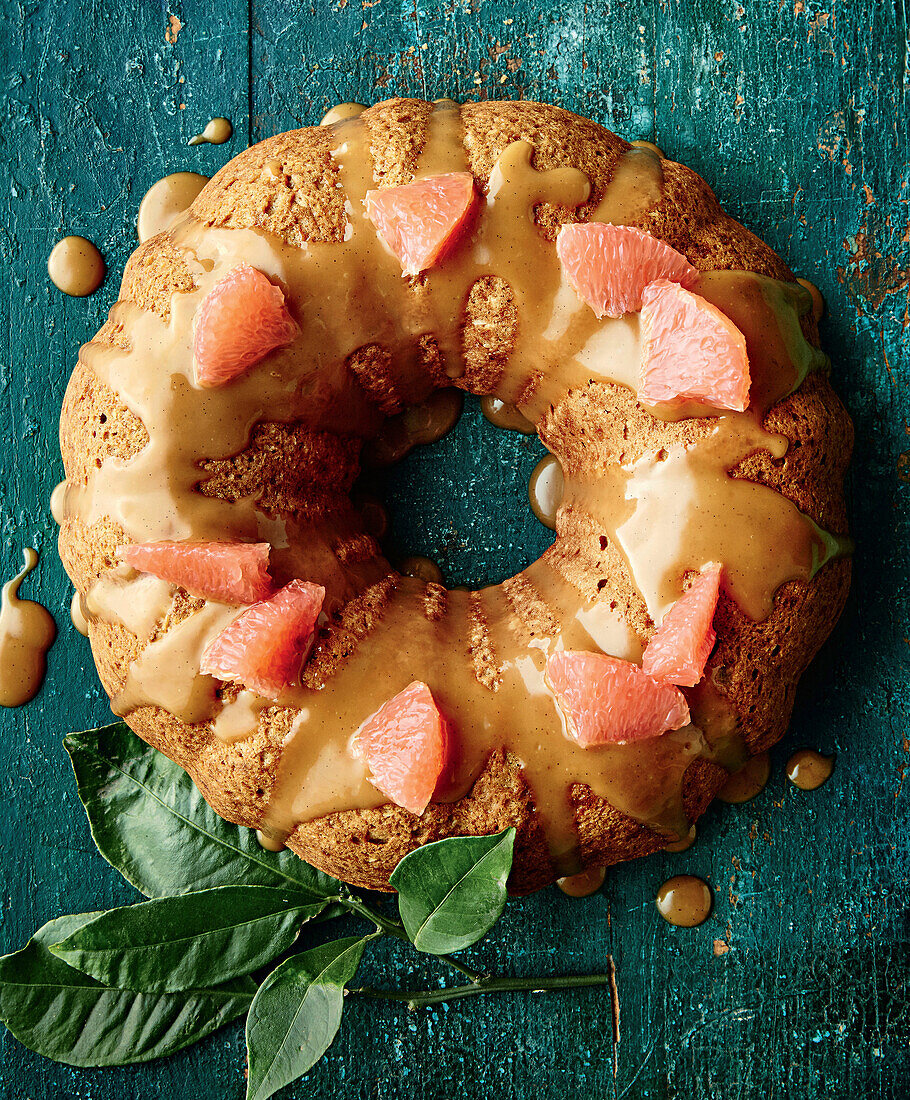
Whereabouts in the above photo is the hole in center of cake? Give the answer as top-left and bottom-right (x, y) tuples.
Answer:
(362, 395), (556, 588)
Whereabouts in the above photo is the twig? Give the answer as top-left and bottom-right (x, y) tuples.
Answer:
(332, 894), (485, 983)
(347, 973), (611, 1010)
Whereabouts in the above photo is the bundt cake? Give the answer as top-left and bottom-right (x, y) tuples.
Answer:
(57, 98), (853, 894)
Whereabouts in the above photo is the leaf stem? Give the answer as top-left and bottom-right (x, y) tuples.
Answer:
(333, 895), (484, 983)
(348, 973), (610, 1009)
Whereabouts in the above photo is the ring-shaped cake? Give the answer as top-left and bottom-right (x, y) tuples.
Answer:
(58, 99), (853, 892)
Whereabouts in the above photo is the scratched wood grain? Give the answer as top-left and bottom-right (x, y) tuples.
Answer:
(0, 1), (907, 1097)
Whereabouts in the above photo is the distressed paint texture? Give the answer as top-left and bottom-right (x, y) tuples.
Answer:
(0, 1), (908, 1097)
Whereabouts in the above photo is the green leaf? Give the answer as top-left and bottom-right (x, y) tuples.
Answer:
(50, 886), (325, 992)
(64, 723), (341, 901)
(0, 913), (254, 1067)
(390, 828), (515, 954)
(245, 936), (367, 1100)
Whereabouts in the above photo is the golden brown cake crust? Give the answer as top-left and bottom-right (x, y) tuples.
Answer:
(59, 98), (852, 894)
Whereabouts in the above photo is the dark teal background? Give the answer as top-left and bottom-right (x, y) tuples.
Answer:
(1, 1), (908, 1096)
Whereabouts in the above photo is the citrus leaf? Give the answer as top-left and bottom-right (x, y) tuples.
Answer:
(0, 913), (254, 1067)
(50, 886), (324, 992)
(245, 936), (367, 1100)
(390, 828), (515, 954)
(64, 723), (341, 901)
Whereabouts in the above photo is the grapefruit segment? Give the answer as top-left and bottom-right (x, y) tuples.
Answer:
(193, 263), (301, 387)
(200, 578), (325, 698)
(364, 173), (477, 276)
(556, 223), (697, 318)
(546, 651), (690, 746)
(642, 564), (723, 687)
(118, 540), (272, 604)
(354, 681), (449, 815)
(639, 279), (751, 411)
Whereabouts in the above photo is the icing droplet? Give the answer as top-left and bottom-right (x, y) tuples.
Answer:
(0, 550), (57, 707)
(400, 556), (444, 585)
(70, 590), (89, 636)
(797, 277), (825, 323)
(528, 454), (564, 530)
(320, 103), (366, 126)
(358, 498), (389, 539)
(656, 875), (712, 927)
(137, 172), (210, 242)
(631, 138), (665, 158)
(366, 389), (464, 465)
(664, 825), (696, 852)
(480, 395), (536, 434)
(256, 829), (286, 852)
(786, 748), (835, 790)
(716, 752), (771, 804)
(47, 237), (105, 297)
(557, 865), (606, 897)
(188, 117), (233, 146)
(50, 480), (68, 525)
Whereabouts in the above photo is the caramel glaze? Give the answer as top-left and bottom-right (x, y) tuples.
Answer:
(528, 454), (565, 530)
(716, 750), (771, 804)
(61, 102), (849, 869)
(48, 237), (105, 297)
(137, 173), (210, 242)
(0, 550), (57, 707)
(557, 864), (605, 897)
(786, 748), (834, 790)
(656, 875), (712, 927)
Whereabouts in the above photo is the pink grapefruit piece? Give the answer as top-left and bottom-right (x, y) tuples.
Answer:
(642, 564), (723, 687)
(639, 279), (751, 411)
(546, 651), (690, 746)
(354, 680), (449, 815)
(200, 578), (325, 698)
(556, 223), (697, 318)
(193, 263), (301, 387)
(118, 540), (272, 604)
(364, 172), (477, 276)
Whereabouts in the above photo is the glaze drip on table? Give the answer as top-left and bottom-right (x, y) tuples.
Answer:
(61, 101), (846, 865)
(188, 118), (232, 146)
(656, 874), (713, 926)
(0, 550), (57, 708)
(47, 236), (104, 297)
(786, 749), (835, 790)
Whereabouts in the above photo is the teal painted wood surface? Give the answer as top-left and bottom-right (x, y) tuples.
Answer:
(0, 1), (908, 1096)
